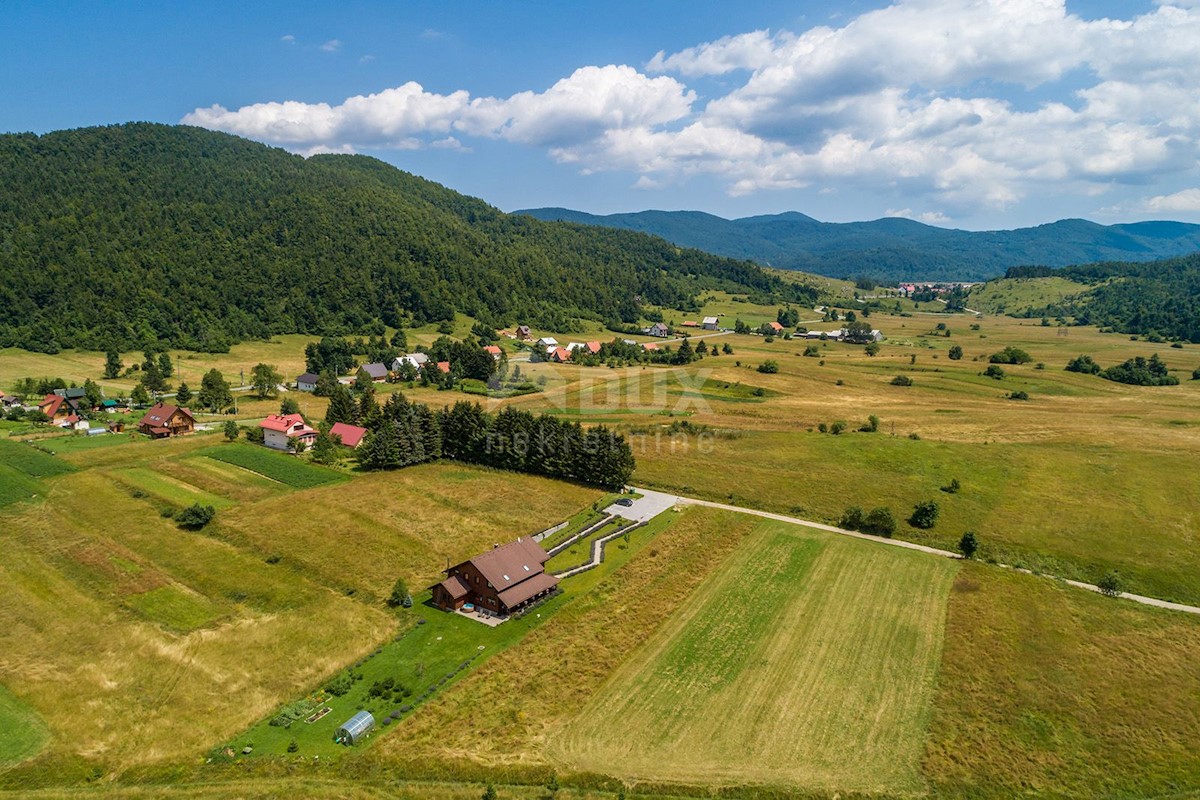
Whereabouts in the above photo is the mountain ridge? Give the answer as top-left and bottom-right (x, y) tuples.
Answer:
(516, 207), (1200, 282)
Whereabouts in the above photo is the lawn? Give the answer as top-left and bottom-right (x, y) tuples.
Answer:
(196, 442), (345, 489)
(553, 519), (957, 793)
(0, 439), (75, 478)
(925, 563), (1200, 798)
(0, 684), (47, 768)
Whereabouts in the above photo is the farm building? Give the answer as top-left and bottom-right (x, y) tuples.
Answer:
(702, 316), (719, 330)
(391, 353), (429, 372)
(329, 421), (368, 449)
(335, 711), (375, 745)
(136, 403), (195, 438)
(647, 322), (669, 337)
(431, 537), (558, 617)
(260, 413), (317, 451)
(295, 372), (319, 392)
(360, 362), (389, 382)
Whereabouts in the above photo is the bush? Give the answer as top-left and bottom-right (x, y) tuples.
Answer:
(948, 345), (963, 360)
(890, 375), (913, 386)
(860, 414), (880, 433)
(223, 420), (239, 441)
(1101, 354), (1179, 386)
(983, 364), (1005, 379)
(803, 345), (820, 357)
(863, 507), (896, 537)
(386, 577), (411, 608)
(941, 478), (961, 494)
(840, 506), (865, 531)
(757, 360), (779, 374)
(1097, 570), (1124, 597)
(909, 500), (939, 529)
(175, 503), (216, 530)
(1008, 390), (1029, 400)
(958, 531), (979, 559)
(1065, 354), (1101, 375)
(990, 346), (1032, 364)
(830, 420), (847, 435)
(864, 342), (880, 356)
(1193, 368), (1200, 381)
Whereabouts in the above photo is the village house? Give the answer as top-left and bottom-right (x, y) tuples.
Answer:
(295, 372), (319, 392)
(681, 320), (698, 328)
(391, 353), (429, 372)
(550, 347), (572, 363)
(360, 362), (389, 382)
(647, 322), (670, 337)
(38, 393), (75, 421)
(483, 345), (503, 360)
(431, 537), (558, 617)
(536, 336), (559, 349)
(329, 422), (368, 449)
(137, 403), (196, 438)
(585, 341), (601, 354)
(516, 325), (532, 340)
(436, 361), (451, 374)
(702, 316), (719, 331)
(259, 413), (317, 451)
(767, 321), (785, 334)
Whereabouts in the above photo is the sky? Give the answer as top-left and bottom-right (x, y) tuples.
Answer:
(4, 0), (1200, 230)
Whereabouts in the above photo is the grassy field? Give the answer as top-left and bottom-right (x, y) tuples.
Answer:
(925, 563), (1200, 798)
(195, 442), (345, 489)
(0, 684), (48, 768)
(966, 275), (1094, 316)
(553, 520), (957, 793)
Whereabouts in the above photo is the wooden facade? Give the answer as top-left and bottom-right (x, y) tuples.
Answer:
(431, 537), (558, 616)
(137, 403), (195, 438)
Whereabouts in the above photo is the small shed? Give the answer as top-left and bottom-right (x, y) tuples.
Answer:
(336, 710), (375, 745)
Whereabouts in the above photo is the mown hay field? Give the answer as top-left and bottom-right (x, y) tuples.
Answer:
(553, 519), (957, 793)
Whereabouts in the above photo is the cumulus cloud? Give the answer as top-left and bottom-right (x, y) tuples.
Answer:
(280, 34), (295, 44)
(1138, 188), (1200, 212)
(320, 39), (342, 53)
(189, 0), (1200, 217)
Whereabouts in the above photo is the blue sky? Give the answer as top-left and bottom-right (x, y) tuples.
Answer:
(4, 0), (1199, 230)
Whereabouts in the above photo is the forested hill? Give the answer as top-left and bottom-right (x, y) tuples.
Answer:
(518, 207), (1200, 283)
(0, 124), (808, 353)
(1017, 253), (1200, 342)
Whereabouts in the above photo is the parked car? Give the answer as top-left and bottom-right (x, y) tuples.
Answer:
(616, 498), (634, 507)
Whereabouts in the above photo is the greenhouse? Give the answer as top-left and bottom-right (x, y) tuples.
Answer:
(335, 710), (375, 745)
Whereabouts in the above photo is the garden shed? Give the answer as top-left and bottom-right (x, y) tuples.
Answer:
(335, 710), (375, 745)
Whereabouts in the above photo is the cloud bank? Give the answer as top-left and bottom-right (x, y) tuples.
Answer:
(185, 0), (1200, 217)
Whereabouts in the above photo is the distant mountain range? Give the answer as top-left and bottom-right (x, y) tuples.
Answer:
(516, 208), (1200, 283)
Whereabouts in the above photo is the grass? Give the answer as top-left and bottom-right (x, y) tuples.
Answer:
(0, 684), (48, 768)
(966, 276), (1092, 316)
(925, 563), (1200, 798)
(553, 519), (957, 793)
(196, 443), (345, 489)
(124, 584), (223, 632)
(112, 467), (236, 510)
(0, 439), (76, 478)
(543, 518), (626, 573)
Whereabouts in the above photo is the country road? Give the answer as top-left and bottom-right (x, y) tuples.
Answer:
(630, 488), (1200, 616)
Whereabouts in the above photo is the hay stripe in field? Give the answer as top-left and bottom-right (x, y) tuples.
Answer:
(197, 443), (344, 489)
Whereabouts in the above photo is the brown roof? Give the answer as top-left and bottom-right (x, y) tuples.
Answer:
(465, 537), (550, 593)
(138, 403), (193, 429)
(439, 575), (470, 600)
(497, 572), (558, 608)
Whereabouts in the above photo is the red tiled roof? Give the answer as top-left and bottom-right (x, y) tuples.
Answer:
(260, 413), (306, 433)
(643, 343), (659, 351)
(329, 422), (368, 448)
(436, 361), (451, 374)
(551, 347), (572, 362)
(40, 394), (65, 417)
(585, 341), (601, 354)
(483, 345), (502, 355)
(769, 321), (784, 331)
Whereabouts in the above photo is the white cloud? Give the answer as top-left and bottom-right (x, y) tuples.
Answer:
(421, 28), (446, 39)
(359, 54), (375, 64)
(886, 208), (952, 225)
(1139, 188), (1200, 212)
(191, 0), (1200, 216)
(320, 39), (342, 53)
(280, 34), (295, 44)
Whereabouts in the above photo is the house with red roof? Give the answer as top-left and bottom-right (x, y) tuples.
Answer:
(550, 347), (573, 363)
(436, 361), (451, 374)
(767, 321), (785, 334)
(137, 403), (195, 438)
(483, 345), (503, 360)
(585, 341), (602, 354)
(329, 422), (368, 449)
(260, 413), (317, 451)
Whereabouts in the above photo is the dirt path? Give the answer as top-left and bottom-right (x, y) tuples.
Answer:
(635, 488), (1200, 616)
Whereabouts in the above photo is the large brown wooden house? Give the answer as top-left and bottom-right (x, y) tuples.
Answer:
(431, 537), (558, 616)
(137, 403), (196, 438)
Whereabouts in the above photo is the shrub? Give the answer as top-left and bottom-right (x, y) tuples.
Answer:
(757, 360), (780, 374)
(890, 375), (913, 386)
(223, 420), (239, 441)
(958, 531), (979, 559)
(817, 422), (828, 433)
(830, 420), (847, 435)
(948, 345), (963, 360)
(864, 342), (880, 356)
(909, 500), (940, 529)
(287, 739), (298, 753)
(941, 478), (961, 494)
(325, 673), (353, 697)
(175, 503), (216, 530)
(803, 345), (820, 357)
(1193, 368), (1200, 381)
(990, 346), (1032, 364)
(860, 414), (880, 432)
(983, 364), (1005, 379)
(863, 507), (896, 537)
(840, 506), (865, 530)
(1008, 390), (1030, 400)
(1097, 570), (1124, 597)
(1065, 354), (1101, 374)
(1101, 354), (1179, 386)
(386, 577), (411, 608)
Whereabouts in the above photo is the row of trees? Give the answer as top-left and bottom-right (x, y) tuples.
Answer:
(1067, 353), (1181, 386)
(353, 393), (634, 490)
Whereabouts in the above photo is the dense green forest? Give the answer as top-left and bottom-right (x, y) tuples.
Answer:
(0, 124), (811, 353)
(520, 207), (1200, 283)
(992, 253), (1200, 342)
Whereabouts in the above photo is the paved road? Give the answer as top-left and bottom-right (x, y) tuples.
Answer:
(632, 488), (1200, 616)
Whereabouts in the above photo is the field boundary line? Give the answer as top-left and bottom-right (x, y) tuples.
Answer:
(646, 490), (1200, 616)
